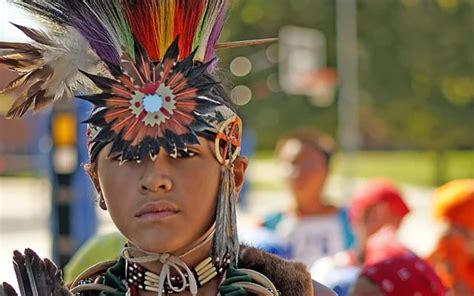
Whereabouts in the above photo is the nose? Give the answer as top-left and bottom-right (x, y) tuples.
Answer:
(139, 153), (173, 194)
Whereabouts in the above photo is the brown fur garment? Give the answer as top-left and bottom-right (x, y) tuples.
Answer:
(238, 245), (314, 296)
(69, 245), (335, 295)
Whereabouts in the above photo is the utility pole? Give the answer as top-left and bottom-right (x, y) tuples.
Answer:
(50, 100), (97, 267)
(336, 0), (360, 204)
(336, 0), (360, 170)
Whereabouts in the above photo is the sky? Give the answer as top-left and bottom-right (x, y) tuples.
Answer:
(0, 2), (39, 42)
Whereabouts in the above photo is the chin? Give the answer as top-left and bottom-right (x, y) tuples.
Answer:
(133, 235), (189, 255)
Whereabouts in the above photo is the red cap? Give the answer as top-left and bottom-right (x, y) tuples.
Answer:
(361, 253), (447, 296)
(349, 179), (410, 224)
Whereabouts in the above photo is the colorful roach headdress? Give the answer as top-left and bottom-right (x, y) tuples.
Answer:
(0, 0), (245, 266)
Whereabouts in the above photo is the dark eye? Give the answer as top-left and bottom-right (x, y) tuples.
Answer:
(177, 150), (197, 158)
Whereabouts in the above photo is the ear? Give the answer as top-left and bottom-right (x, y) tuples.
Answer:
(84, 163), (107, 211)
(232, 156), (248, 196)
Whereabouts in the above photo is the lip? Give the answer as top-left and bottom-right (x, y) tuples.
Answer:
(135, 200), (179, 221)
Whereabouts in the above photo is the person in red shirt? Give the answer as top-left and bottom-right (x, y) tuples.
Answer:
(428, 179), (474, 296)
(311, 179), (411, 295)
(350, 252), (446, 296)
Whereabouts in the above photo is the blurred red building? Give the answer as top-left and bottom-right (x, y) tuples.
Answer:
(0, 65), (36, 173)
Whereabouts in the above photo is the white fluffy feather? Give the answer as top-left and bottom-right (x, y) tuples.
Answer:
(39, 26), (101, 100)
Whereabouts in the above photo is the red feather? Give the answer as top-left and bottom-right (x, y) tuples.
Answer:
(124, 1), (161, 61)
(174, 0), (205, 58)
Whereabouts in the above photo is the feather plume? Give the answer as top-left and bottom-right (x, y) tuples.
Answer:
(174, 0), (205, 58)
(194, 0), (230, 63)
(213, 165), (239, 264)
(19, 1), (122, 64)
(0, 282), (18, 296)
(123, 0), (228, 63)
(0, 23), (100, 118)
(16, 0), (229, 64)
(1, 0), (231, 118)
(124, 1), (161, 61)
(87, 0), (135, 58)
(10, 249), (71, 296)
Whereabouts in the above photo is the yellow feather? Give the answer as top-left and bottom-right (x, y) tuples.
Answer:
(158, 1), (175, 59)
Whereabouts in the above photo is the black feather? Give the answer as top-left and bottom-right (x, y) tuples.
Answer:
(11, 249), (71, 296)
(11, 23), (53, 46)
(162, 37), (180, 63)
(0, 282), (18, 296)
(77, 93), (125, 107)
(12, 250), (31, 296)
(79, 70), (117, 91)
(133, 37), (152, 82)
(175, 48), (198, 74)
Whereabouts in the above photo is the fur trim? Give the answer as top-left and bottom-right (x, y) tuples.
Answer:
(238, 246), (313, 296)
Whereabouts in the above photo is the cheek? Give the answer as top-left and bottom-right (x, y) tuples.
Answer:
(191, 170), (219, 202)
(97, 164), (138, 225)
(179, 165), (221, 221)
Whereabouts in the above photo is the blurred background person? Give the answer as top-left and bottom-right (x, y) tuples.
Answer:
(349, 179), (411, 265)
(260, 130), (354, 268)
(428, 179), (474, 296)
(311, 178), (410, 295)
(349, 253), (446, 296)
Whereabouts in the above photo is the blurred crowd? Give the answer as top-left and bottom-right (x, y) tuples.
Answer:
(63, 130), (473, 296)
(262, 131), (473, 296)
(0, 1), (472, 294)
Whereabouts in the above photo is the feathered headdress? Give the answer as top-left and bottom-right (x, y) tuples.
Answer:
(1, 0), (246, 269)
(1, 0), (238, 160)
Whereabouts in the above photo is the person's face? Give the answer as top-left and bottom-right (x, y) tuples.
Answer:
(353, 205), (377, 249)
(352, 202), (397, 254)
(280, 140), (328, 204)
(94, 137), (247, 254)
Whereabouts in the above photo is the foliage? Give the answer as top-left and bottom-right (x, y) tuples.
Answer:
(219, 0), (474, 150)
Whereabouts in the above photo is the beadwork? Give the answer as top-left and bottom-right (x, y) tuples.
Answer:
(126, 254), (231, 294)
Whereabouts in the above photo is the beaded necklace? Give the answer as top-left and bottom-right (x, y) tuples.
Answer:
(126, 254), (230, 294)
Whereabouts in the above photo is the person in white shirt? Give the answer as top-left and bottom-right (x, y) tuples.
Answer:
(262, 130), (354, 268)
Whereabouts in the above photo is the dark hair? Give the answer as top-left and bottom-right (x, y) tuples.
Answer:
(206, 70), (236, 111)
(276, 129), (336, 166)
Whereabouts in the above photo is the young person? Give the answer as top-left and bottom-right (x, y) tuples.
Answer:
(349, 253), (446, 296)
(310, 179), (411, 296)
(261, 131), (354, 268)
(428, 179), (474, 296)
(0, 1), (335, 295)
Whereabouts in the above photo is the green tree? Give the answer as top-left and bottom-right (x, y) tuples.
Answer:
(220, 0), (474, 179)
